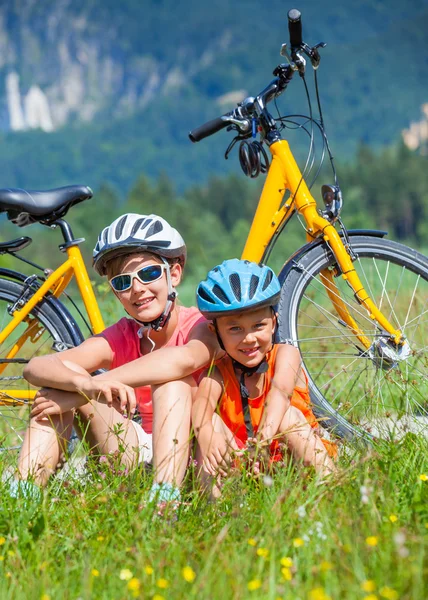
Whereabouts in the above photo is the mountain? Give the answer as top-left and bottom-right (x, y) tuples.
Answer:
(0, 0), (427, 193)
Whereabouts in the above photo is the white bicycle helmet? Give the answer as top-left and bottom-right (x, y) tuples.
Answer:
(93, 213), (187, 276)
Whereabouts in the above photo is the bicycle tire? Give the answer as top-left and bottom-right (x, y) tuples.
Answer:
(278, 236), (428, 441)
(0, 277), (84, 453)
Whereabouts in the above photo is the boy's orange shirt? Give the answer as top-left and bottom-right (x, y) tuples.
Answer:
(214, 345), (337, 459)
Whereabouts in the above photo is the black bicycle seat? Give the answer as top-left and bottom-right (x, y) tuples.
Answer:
(0, 185), (93, 226)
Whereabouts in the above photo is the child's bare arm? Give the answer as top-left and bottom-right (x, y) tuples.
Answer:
(95, 321), (219, 387)
(257, 343), (303, 441)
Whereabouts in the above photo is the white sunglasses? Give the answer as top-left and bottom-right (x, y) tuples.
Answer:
(109, 264), (167, 292)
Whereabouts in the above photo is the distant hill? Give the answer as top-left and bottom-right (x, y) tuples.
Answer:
(0, 0), (427, 193)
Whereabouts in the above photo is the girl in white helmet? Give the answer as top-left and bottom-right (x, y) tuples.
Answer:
(18, 213), (218, 505)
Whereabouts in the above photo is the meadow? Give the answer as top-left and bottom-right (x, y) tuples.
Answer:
(0, 431), (426, 600)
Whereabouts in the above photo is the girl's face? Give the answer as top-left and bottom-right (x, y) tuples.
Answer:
(109, 252), (182, 322)
(215, 306), (275, 368)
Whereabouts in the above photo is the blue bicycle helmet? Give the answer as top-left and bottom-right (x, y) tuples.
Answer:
(196, 259), (280, 319)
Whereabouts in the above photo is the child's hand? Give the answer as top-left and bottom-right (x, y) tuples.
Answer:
(236, 437), (271, 475)
(30, 388), (81, 419)
(200, 431), (236, 477)
(75, 376), (137, 417)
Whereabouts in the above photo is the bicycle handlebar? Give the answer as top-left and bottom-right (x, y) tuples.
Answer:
(288, 8), (302, 48)
(189, 114), (231, 143)
(189, 8), (312, 144)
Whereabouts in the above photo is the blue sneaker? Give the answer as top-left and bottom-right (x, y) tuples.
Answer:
(7, 479), (42, 502)
(147, 482), (181, 504)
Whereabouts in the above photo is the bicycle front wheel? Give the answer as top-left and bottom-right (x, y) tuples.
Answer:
(278, 236), (428, 440)
(0, 277), (84, 453)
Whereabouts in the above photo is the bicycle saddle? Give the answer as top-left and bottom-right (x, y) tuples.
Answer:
(0, 185), (93, 226)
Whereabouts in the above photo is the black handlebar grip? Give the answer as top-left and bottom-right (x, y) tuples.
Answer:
(288, 8), (302, 48)
(189, 116), (230, 143)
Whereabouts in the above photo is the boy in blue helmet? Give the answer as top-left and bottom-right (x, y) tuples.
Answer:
(193, 259), (336, 490)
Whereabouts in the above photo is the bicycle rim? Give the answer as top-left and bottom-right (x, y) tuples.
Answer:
(0, 278), (82, 454)
(279, 237), (428, 441)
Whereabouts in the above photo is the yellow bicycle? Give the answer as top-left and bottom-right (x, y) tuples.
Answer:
(0, 9), (426, 448)
(189, 9), (427, 440)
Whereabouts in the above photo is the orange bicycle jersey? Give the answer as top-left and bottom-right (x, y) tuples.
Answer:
(215, 345), (337, 459)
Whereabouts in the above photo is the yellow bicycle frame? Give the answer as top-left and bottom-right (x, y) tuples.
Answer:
(241, 139), (403, 347)
(0, 245), (105, 403)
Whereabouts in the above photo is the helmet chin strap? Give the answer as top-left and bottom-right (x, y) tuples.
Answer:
(127, 257), (177, 333)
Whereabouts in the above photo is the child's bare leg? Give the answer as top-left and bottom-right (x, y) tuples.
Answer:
(75, 402), (140, 467)
(151, 376), (195, 487)
(279, 406), (335, 477)
(18, 411), (74, 486)
(195, 413), (239, 500)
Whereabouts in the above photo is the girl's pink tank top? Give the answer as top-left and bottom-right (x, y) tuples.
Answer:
(100, 306), (206, 433)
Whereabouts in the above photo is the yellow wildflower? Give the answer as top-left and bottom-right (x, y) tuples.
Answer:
(0, 537), (5, 546)
(0, 556), (4, 561)
(361, 580), (376, 592)
(320, 561), (333, 572)
(388, 515), (398, 523)
(182, 565), (196, 582)
(248, 538), (257, 546)
(293, 537), (305, 548)
(91, 569), (100, 577)
(7, 550), (15, 557)
(127, 578), (140, 591)
(379, 587), (398, 600)
(309, 587), (332, 600)
(157, 578), (169, 589)
(41, 596), (50, 600)
(366, 536), (378, 547)
(119, 568), (133, 581)
(363, 596), (378, 600)
(281, 567), (292, 581)
(153, 596), (165, 600)
(247, 579), (262, 591)
(144, 565), (154, 575)
(280, 557), (293, 567)
(418, 474), (428, 481)
(257, 547), (269, 558)
(97, 536), (105, 541)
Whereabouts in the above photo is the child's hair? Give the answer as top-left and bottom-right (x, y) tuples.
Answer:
(196, 259), (280, 320)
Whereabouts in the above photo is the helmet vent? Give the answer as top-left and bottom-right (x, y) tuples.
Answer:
(212, 284), (230, 304)
(197, 286), (216, 304)
(146, 220), (163, 237)
(262, 269), (273, 290)
(130, 217), (146, 237)
(102, 227), (109, 245)
(115, 215), (128, 239)
(229, 273), (241, 301)
(249, 274), (259, 299)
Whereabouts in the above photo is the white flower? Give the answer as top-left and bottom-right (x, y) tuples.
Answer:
(263, 475), (273, 487)
(296, 505), (307, 518)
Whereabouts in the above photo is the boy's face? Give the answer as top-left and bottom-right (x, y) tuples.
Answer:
(215, 306), (275, 368)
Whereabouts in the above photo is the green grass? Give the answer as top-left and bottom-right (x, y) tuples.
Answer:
(0, 435), (426, 599)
